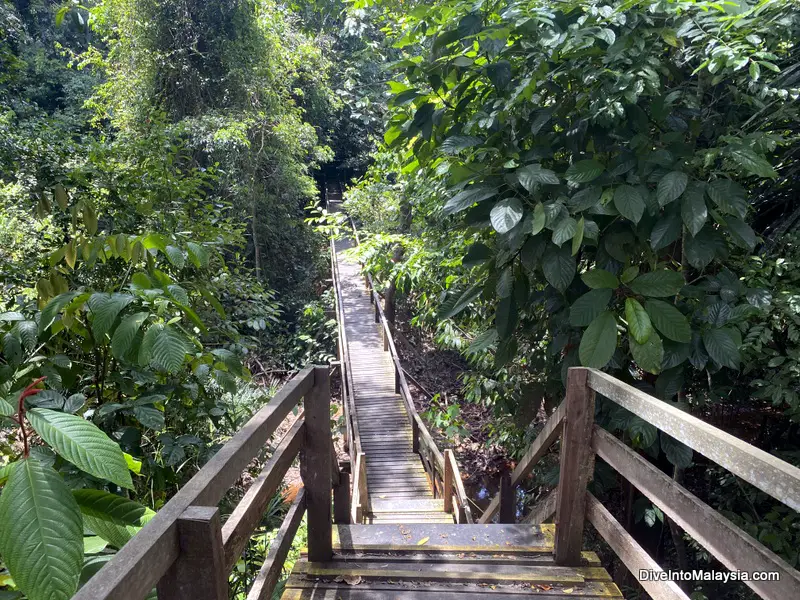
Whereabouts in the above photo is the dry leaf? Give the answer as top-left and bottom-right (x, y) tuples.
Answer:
(563, 588), (574, 594)
(343, 575), (362, 585)
(417, 536), (429, 545)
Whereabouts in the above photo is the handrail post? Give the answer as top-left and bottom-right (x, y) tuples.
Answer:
(394, 365), (401, 394)
(443, 449), (454, 514)
(554, 367), (596, 565)
(499, 472), (515, 524)
(303, 365), (332, 562)
(156, 506), (227, 599)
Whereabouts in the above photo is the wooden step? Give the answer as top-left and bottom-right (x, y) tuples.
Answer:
(328, 550), (603, 566)
(370, 499), (444, 513)
(293, 559), (614, 584)
(333, 524), (555, 553)
(282, 579), (623, 598)
(367, 515), (455, 524)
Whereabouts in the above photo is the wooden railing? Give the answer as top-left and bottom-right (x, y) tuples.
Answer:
(75, 366), (347, 600)
(329, 235), (365, 522)
(480, 367), (800, 599)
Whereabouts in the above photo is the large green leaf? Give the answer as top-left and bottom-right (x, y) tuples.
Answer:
(630, 331), (663, 374)
(569, 289), (612, 327)
(707, 179), (747, 218)
(627, 271), (684, 297)
(186, 242), (209, 268)
(628, 416), (658, 449)
(79, 494), (155, 550)
(111, 312), (149, 360)
(496, 295), (518, 339)
(517, 164), (559, 190)
(661, 433), (693, 468)
(542, 244), (575, 292)
(685, 228), (719, 269)
(568, 186), (602, 211)
(151, 326), (190, 374)
(14, 321), (37, 352)
(73, 490), (153, 528)
(565, 159), (604, 183)
(656, 171), (688, 206)
(680, 184), (707, 236)
(579, 311), (618, 368)
(613, 185), (645, 223)
(625, 298), (652, 344)
(87, 293), (134, 339)
(439, 284), (483, 318)
(443, 185), (497, 215)
(581, 269), (619, 289)
(552, 217), (577, 246)
(702, 328), (741, 369)
(726, 217), (757, 250)
(0, 396), (14, 417)
(27, 409), (133, 489)
(39, 292), (79, 334)
(0, 460), (83, 600)
(645, 300), (691, 343)
(164, 245), (185, 269)
(650, 211), (681, 250)
(490, 198), (524, 234)
(466, 329), (498, 354)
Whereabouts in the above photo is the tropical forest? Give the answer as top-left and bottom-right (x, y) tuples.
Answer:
(0, 0), (799, 599)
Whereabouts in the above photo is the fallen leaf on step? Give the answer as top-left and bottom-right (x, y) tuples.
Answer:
(538, 585), (553, 591)
(563, 588), (574, 594)
(343, 575), (362, 585)
(417, 536), (429, 545)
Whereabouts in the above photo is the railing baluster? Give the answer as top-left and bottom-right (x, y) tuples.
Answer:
(443, 449), (454, 514)
(554, 367), (596, 565)
(303, 365), (332, 562)
(499, 472), (515, 524)
(156, 506), (227, 600)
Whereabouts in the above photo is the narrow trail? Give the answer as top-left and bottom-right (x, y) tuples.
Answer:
(329, 180), (452, 523)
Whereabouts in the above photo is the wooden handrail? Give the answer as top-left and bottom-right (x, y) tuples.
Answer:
(76, 365), (335, 600)
(585, 492), (689, 600)
(586, 369), (800, 511)
(444, 449), (473, 523)
(222, 413), (305, 571)
(592, 425), (800, 599)
(498, 366), (800, 599)
(478, 401), (566, 524)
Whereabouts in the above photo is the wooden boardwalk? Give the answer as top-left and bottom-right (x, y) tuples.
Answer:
(333, 231), (452, 524)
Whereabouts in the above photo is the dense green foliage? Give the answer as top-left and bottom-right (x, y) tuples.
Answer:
(0, 0), (349, 597)
(344, 0), (800, 595)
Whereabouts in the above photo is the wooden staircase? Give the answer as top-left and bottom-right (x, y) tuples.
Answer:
(282, 523), (622, 599)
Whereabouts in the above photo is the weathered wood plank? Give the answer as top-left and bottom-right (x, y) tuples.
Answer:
(333, 523), (554, 552)
(554, 368), (595, 565)
(593, 426), (800, 600)
(585, 492), (688, 600)
(303, 365), (332, 562)
(586, 368), (800, 511)
(245, 489), (306, 600)
(283, 579), (623, 599)
(479, 402), (565, 523)
(74, 366), (314, 600)
(156, 507), (227, 600)
(499, 472), (514, 524)
(222, 413), (304, 571)
(523, 488), (557, 525)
